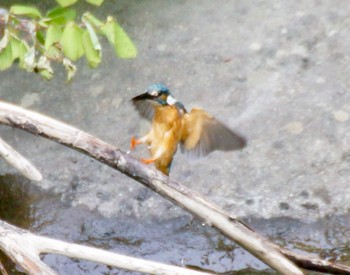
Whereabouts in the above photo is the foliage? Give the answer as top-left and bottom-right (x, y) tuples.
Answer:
(0, 0), (137, 81)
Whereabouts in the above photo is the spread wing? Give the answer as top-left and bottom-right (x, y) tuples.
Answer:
(132, 99), (154, 121)
(180, 108), (246, 158)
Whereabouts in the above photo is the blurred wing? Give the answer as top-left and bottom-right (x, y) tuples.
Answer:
(132, 99), (154, 121)
(180, 108), (246, 158)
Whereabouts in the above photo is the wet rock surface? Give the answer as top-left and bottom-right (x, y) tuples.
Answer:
(1, 0), (350, 273)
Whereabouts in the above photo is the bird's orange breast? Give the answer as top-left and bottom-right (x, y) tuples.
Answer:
(148, 105), (183, 174)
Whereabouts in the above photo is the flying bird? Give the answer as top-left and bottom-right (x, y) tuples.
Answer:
(130, 83), (246, 175)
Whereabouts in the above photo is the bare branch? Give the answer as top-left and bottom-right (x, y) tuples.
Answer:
(0, 220), (212, 275)
(0, 100), (348, 274)
(0, 136), (42, 181)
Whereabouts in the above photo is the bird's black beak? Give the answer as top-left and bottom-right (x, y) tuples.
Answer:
(132, 92), (155, 102)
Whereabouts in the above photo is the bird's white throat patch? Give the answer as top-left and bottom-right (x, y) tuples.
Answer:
(167, 95), (177, 105)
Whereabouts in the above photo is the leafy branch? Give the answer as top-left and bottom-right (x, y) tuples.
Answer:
(0, 1), (137, 81)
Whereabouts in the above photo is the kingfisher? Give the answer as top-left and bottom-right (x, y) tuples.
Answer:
(130, 83), (246, 175)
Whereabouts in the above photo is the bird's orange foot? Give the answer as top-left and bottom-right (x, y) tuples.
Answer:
(140, 157), (156, 165)
(130, 136), (140, 150)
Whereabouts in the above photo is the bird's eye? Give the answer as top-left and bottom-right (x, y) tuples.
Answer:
(149, 90), (159, 97)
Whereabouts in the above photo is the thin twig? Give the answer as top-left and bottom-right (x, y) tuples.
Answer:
(0, 136), (42, 181)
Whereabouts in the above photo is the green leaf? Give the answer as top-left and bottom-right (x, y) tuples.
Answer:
(36, 56), (53, 80)
(38, 19), (49, 28)
(10, 5), (42, 18)
(40, 68), (53, 80)
(86, 0), (104, 6)
(100, 17), (115, 45)
(101, 17), (137, 58)
(82, 16), (101, 51)
(46, 7), (76, 25)
(82, 12), (103, 29)
(82, 30), (101, 68)
(0, 45), (13, 70)
(10, 37), (20, 60)
(18, 41), (29, 68)
(23, 47), (35, 71)
(113, 20), (137, 58)
(60, 22), (84, 61)
(45, 24), (62, 49)
(82, 17), (101, 67)
(63, 57), (77, 82)
(36, 30), (45, 45)
(45, 44), (62, 60)
(55, 0), (78, 7)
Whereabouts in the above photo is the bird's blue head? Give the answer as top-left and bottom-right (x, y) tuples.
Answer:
(132, 83), (177, 106)
(146, 83), (169, 95)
